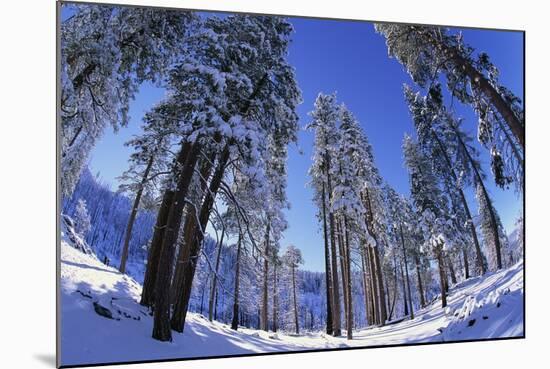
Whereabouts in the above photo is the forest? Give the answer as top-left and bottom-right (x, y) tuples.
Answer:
(59, 3), (524, 363)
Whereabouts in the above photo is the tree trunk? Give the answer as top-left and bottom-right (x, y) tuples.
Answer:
(447, 255), (457, 285)
(367, 246), (380, 325)
(363, 188), (387, 325)
(399, 260), (408, 317)
(414, 253), (426, 308)
(272, 262), (278, 332)
(321, 183), (334, 335)
(170, 157), (214, 304)
(326, 160), (341, 336)
(261, 221), (270, 331)
(453, 123), (502, 270)
(462, 249), (470, 280)
(292, 264), (299, 335)
(119, 154), (155, 274)
(152, 141), (202, 341)
(437, 250), (447, 308)
(399, 224), (414, 319)
(208, 226), (225, 322)
(140, 189), (174, 307)
(420, 29), (524, 148)
(141, 141), (192, 307)
(170, 147), (230, 333)
(361, 248), (373, 326)
(431, 131), (486, 275)
(343, 215), (353, 340)
(337, 218), (349, 328)
(231, 235), (243, 331)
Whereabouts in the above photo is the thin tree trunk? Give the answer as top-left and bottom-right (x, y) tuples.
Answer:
(367, 246), (380, 325)
(462, 249), (470, 280)
(361, 247), (373, 326)
(399, 260), (409, 317)
(363, 188), (387, 325)
(326, 160), (341, 336)
(272, 262), (278, 332)
(261, 221), (270, 331)
(414, 253), (426, 308)
(447, 255), (457, 285)
(321, 183), (334, 335)
(292, 264), (299, 335)
(343, 215), (353, 339)
(231, 235), (243, 331)
(337, 217), (349, 328)
(431, 131), (486, 275)
(208, 226), (225, 322)
(119, 154), (155, 274)
(399, 224), (414, 319)
(453, 123), (502, 270)
(437, 250), (447, 308)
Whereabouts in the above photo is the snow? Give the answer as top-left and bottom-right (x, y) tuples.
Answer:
(60, 236), (523, 366)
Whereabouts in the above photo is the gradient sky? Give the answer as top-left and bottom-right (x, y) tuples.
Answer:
(84, 11), (524, 272)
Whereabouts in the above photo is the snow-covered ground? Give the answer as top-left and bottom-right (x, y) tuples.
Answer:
(60, 236), (524, 366)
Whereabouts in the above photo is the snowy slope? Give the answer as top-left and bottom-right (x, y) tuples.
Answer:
(60, 238), (524, 366)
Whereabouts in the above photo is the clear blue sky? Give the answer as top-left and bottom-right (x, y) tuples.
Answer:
(84, 11), (524, 272)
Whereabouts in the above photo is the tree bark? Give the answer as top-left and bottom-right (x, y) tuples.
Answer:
(261, 221), (271, 331)
(140, 141), (192, 308)
(292, 264), (299, 335)
(414, 254), (426, 308)
(152, 140), (202, 341)
(343, 215), (353, 339)
(367, 246), (380, 325)
(208, 226), (225, 322)
(326, 159), (342, 336)
(170, 157), (214, 305)
(437, 250), (447, 308)
(231, 235), (243, 331)
(170, 147), (230, 333)
(140, 189), (174, 308)
(361, 247), (373, 326)
(337, 218), (349, 327)
(272, 262), (278, 332)
(399, 224), (414, 319)
(462, 249), (470, 280)
(321, 183), (334, 335)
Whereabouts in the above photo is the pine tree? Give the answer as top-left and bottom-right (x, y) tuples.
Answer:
(283, 245), (303, 335)
(403, 84), (486, 275)
(74, 198), (91, 237)
(60, 4), (197, 196)
(375, 24), (524, 163)
(307, 92), (341, 336)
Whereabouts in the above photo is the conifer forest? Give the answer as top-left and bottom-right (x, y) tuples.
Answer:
(58, 2), (524, 366)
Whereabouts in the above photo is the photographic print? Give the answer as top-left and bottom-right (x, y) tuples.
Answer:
(57, 1), (525, 367)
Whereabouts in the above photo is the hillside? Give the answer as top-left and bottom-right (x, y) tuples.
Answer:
(59, 231), (524, 367)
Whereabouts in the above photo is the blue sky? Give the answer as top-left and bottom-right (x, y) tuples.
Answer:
(86, 12), (524, 272)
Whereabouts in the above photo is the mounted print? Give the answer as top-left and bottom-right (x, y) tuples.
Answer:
(57, 0), (525, 367)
